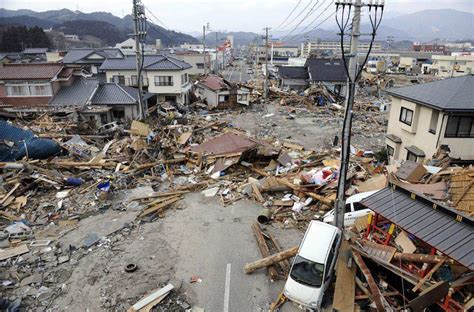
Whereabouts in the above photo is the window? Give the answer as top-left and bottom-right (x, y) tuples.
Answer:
(445, 116), (474, 138)
(238, 93), (248, 101)
(429, 110), (439, 134)
(112, 75), (125, 84)
(196, 63), (204, 69)
(154, 76), (173, 86)
(407, 151), (418, 162)
(387, 145), (394, 158)
(112, 108), (125, 120)
(181, 73), (188, 85)
(5, 82), (52, 97)
(290, 255), (325, 287)
(131, 75), (138, 85)
(399, 107), (414, 126)
(219, 95), (229, 102)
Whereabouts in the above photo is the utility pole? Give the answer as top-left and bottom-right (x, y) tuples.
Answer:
(263, 27), (271, 102)
(133, 0), (147, 119)
(202, 23), (209, 75)
(334, 0), (384, 229)
(215, 32), (219, 73)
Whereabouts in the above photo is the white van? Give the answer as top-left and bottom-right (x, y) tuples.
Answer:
(283, 221), (342, 310)
(322, 190), (380, 227)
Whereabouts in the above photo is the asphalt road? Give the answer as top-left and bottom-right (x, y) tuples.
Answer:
(162, 192), (304, 312)
(222, 61), (254, 82)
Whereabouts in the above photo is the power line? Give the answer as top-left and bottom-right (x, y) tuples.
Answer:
(144, 6), (169, 30)
(284, 0), (334, 43)
(280, 0), (322, 41)
(275, 0), (303, 30)
(279, 0), (315, 31)
(284, 9), (336, 44)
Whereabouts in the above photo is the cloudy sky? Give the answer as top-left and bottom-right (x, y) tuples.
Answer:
(3, 0), (473, 34)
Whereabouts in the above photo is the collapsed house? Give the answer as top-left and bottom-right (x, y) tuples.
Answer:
(194, 74), (251, 109)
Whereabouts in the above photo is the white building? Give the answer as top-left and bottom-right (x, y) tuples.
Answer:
(385, 75), (474, 163)
(301, 41), (382, 57)
(100, 54), (193, 104)
(431, 55), (474, 77)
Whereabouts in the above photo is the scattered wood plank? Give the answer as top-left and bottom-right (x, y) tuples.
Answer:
(251, 223), (278, 280)
(244, 246), (298, 274)
(0, 244), (29, 261)
(139, 196), (182, 218)
(129, 283), (174, 311)
(0, 183), (20, 206)
(251, 183), (265, 203)
(267, 233), (290, 273)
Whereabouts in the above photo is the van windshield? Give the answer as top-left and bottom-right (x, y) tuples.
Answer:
(290, 255), (325, 287)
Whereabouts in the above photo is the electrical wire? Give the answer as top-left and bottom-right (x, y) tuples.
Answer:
(275, 0), (303, 30)
(279, 0), (315, 31)
(284, 0), (335, 44)
(144, 6), (169, 30)
(280, 0), (321, 41)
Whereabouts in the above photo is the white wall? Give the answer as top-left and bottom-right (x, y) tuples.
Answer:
(386, 96), (474, 162)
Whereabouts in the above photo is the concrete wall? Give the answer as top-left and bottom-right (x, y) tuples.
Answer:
(385, 96), (473, 163)
(173, 53), (210, 75)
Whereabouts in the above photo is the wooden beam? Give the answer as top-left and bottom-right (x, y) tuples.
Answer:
(244, 246), (298, 274)
(139, 196), (182, 218)
(352, 250), (386, 312)
(251, 183), (265, 203)
(412, 257), (447, 292)
(251, 223), (278, 280)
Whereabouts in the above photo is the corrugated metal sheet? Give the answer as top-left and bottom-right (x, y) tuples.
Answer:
(361, 186), (474, 270)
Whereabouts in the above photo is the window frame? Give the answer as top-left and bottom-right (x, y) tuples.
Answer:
(445, 115), (474, 138)
(387, 145), (394, 157)
(112, 75), (125, 85)
(399, 107), (414, 126)
(407, 151), (418, 162)
(429, 110), (439, 134)
(154, 75), (173, 86)
(5, 81), (52, 97)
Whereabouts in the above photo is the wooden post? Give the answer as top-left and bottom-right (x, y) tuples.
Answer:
(244, 246), (298, 274)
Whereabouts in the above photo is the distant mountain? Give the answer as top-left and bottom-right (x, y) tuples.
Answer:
(380, 9), (474, 40)
(204, 31), (261, 47)
(0, 8), (199, 47)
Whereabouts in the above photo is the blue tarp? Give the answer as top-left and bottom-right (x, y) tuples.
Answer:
(0, 120), (61, 161)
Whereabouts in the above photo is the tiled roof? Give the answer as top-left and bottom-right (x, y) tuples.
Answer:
(22, 48), (48, 54)
(0, 63), (63, 80)
(50, 77), (152, 107)
(386, 75), (474, 112)
(198, 75), (229, 91)
(49, 78), (99, 107)
(100, 55), (192, 71)
(62, 48), (124, 64)
(305, 58), (347, 82)
(278, 66), (309, 79)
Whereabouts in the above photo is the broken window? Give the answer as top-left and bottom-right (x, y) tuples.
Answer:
(407, 151), (418, 162)
(399, 107), (413, 126)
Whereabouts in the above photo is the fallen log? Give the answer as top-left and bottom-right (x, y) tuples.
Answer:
(251, 223), (278, 280)
(244, 246), (298, 274)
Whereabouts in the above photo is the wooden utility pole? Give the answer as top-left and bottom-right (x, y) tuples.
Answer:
(202, 24), (207, 75)
(244, 246), (298, 274)
(263, 27), (271, 102)
(132, 0), (146, 119)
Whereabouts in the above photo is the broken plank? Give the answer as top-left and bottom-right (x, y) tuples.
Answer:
(251, 183), (265, 203)
(0, 244), (29, 261)
(139, 196), (182, 218)
(0, 183), (20, 206)
(412, 257), (447, 292)
(131, 283), (174, 311)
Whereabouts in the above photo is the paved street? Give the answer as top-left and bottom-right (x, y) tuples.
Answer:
(222, 60), (255, 82)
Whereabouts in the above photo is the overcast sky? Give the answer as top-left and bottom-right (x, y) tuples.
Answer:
(3, 0), (473, 34)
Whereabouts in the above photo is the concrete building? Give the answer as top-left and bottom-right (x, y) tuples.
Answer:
(195, 75), (250, 109)
(180, 43), (205, 51)
(172, 51), (211, 75)
(301, 41), (382, 57)
(431, 55), (474, 77)
(385, 75), (474, 163)
(254, 45), (299, 65)
(100, 54), (192, 104)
